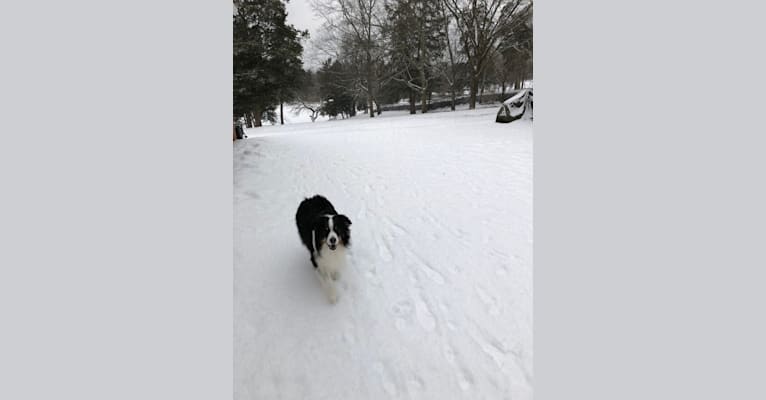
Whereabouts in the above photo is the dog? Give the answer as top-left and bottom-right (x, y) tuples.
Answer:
(295, 195), (352, 303)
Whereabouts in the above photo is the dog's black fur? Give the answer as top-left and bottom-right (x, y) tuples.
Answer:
(295, 195), (352, 268)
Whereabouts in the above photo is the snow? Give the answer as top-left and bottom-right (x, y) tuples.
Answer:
(234, 106), (533, 399)
(255, 104), (331, 126)
(503, 89), (529, 105)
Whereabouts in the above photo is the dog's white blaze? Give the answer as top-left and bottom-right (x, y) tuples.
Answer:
(326, 215), (339, 244)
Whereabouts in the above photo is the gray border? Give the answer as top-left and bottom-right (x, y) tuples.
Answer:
(537, 1), (766, 399)
(3, 0), (766, 398)
(0, 1), (232, 398)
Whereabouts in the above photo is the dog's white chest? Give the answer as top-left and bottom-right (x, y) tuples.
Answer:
(316, 245), (347, 276)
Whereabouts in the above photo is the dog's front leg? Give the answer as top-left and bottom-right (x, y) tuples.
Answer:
(314, 266), (338, 304)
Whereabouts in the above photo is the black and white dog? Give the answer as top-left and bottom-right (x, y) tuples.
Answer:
(296, 195), (352, 303)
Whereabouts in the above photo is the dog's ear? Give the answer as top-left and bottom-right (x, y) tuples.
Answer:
(336, 214), (352, 227)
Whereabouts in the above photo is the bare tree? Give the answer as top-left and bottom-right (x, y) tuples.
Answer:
(498, 2), (532, 90)
(292, 99), (323, 122)
(312, 0), (388, 117)
(423, 0), (471, 112)
(492, 50), (512, 96)
(443, 0), (531, 109)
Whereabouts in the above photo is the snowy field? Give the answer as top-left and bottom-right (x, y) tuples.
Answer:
(234, 105), (532, 399)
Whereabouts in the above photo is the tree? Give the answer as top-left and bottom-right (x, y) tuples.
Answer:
(317, 59), (357, 118)
(386, 0), (446, 113)
(312, 0), (387, 118)
(443, 0), (532, 109)
(233, 0), (307, 127)
(292, 69), (324, 122)
(497, 2), (532, 91)
(435, 0), (468, 111)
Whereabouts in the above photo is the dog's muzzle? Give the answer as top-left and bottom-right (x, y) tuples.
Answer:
(328, 237), (338, 250)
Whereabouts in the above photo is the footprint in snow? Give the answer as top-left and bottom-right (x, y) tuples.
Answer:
(415, 297), (436, 332)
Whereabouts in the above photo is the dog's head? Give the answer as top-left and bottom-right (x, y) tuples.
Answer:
(314, 214), (352, 251)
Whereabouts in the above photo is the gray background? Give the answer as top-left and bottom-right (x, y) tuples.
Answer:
(1, 0), (765, 399)
(0, 1), (232, 399)
(536, 0), (766, 398)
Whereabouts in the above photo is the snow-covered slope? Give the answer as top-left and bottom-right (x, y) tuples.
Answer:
(234, 106), (532, 399)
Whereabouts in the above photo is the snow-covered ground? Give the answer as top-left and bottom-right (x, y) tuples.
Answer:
(234, 106), (532, 399)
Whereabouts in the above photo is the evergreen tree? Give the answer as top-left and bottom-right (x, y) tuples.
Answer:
(386, 0), (446, 113)
(317, 59), (356, 118)
(233, 0), (307, 127)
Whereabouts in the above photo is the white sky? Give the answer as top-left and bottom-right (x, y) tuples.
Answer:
(285, 0), (325, 70)
(285, 0), (322, 34)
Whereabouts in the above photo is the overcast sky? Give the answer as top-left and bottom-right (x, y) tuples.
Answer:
(285, 0), (322, 34)
(285, 0), (325, 70)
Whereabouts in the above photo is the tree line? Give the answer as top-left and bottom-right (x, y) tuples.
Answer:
(234, 0), (532, 127)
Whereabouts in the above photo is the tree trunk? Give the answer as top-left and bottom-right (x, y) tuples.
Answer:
(469, 74), (478, 110)
(280, 102), (284, 125)
(245, 113), (253, 128)
(376, 101), (381, 116)
(367, 55), (376, 118)
(441, 2), (457, 112)
(367, 94), (374, 118)
(419, 65), (429, 113)
(479, 68), (487, 104)
(253, 106), (262, 127)
(409, 90), (416, 114)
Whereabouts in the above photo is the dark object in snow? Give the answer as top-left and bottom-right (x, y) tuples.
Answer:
(234, 123), (246, 140)
(496, 89), (533, 123)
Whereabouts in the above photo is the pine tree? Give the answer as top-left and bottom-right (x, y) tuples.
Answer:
(233, 0), (307, 127)
(317, 59), (356, 118)
(386, 0), (446, 113)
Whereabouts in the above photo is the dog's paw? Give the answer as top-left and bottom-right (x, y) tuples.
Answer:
(328, 291), (338, 304)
